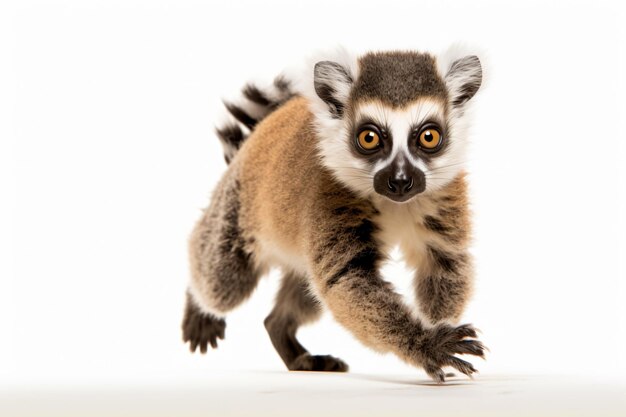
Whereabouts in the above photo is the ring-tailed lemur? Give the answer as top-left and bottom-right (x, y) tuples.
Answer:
(182, 46), (485, 382)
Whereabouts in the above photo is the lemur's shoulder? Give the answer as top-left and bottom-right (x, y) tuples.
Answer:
(236, 96), (318, 178)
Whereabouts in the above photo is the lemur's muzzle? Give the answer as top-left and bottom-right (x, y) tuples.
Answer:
(373, 162), (425, 202)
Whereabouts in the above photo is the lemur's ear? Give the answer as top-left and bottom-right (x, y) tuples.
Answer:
(314, 61), (354, 118)
(442, 55), (482, 108)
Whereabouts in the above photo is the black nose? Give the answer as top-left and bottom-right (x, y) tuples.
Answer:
(373, 168), (425, 202)
(387, 176), (414, 194)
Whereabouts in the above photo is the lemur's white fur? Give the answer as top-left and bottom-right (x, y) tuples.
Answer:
(290, 48), (372, 197)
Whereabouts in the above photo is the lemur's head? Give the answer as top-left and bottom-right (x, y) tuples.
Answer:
(306, 47), (482, 203)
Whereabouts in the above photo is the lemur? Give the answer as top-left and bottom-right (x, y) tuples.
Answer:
(182, 46), (485, 383)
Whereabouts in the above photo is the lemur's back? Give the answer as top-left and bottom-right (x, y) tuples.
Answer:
(235, 96), (351, 273)
(237, 97), (317, 259)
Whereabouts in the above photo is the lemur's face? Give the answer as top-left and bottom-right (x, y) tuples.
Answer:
(349, 98), (448, 202)
(312, 50), (482, 202)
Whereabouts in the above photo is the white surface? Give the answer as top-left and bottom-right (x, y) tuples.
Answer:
(2, 0), (626, 411)
(2, 372), (625, 417)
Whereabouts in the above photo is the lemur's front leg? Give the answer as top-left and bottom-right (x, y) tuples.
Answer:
(307, 199), (484, 382)
(413, 243), (473, 326)
(414, 181), (475, 326)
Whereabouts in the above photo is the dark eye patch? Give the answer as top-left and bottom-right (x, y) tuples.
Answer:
(408, 119), (450, 163)
(348, 118), (393, 164)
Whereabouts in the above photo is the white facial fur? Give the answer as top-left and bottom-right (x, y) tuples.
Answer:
(310, 97), (470, 199)
(356, 99), (468, 194)
(282, 47), (373, 197)
(296, 46), (482, 200)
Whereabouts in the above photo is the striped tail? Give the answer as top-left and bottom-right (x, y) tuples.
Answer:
(217, 76), (294, 164)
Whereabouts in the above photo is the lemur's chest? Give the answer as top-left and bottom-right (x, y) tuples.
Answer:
(373, 197), (441, 266)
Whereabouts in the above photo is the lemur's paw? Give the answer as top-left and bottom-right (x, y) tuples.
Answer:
(417, 323), (485, 383)
(289, 353), (349, 372)
(182, 303), (226, 353)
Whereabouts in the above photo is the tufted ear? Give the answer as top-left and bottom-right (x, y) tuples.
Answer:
(441, 55), (482, 108)
(313, 61), (354, 118)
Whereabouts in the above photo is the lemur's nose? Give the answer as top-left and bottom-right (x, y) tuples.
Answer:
(373, 163), (425, 202)
(387, 176), (414, 194)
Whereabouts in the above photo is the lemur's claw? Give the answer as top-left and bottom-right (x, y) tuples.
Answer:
(418, 323), (485, 383)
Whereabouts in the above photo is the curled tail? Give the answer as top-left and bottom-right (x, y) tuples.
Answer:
(216, 76), (295, 164)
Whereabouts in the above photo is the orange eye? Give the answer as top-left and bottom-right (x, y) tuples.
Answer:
(418, 128), (442, 150)
(357, 129), (380, 151)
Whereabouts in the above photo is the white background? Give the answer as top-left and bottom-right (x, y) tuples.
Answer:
(2, 0), (625, 388)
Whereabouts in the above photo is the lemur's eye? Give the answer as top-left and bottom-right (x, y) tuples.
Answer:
(418, 128), (442, 151)
(357, 128), (381, 152)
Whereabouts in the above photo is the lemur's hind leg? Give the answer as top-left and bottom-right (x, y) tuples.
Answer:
(265, 271), (348, 372)
(182, 292), (226, 353)
(183, 172), (261, 353)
